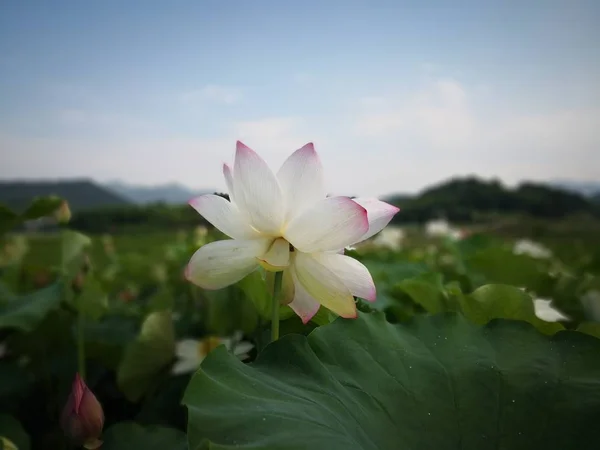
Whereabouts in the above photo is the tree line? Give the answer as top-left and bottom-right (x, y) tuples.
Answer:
(65, 177), (599, 233)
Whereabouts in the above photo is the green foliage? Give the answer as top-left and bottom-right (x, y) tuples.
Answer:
(387, 177), (598, 223)
(117, 311), (176, 402)
(460, 284), (564, 335)
(102, 422), (187, 450)
(0, 415), (30, 450)
(69, 203), (207, 233)
(184, 312), (600, 450)
(0, 196), (65, 235)
(1, 213), (600, 448)
(238, 270), (295, 321)
(0, 282), (63, 332)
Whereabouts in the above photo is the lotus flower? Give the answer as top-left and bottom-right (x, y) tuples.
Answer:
(60, 373), (104, 449)
(513, 239), (552, 259)
(185, 141), (399, 322)
(172, 334), (254, 375)
(533, 298), (569, 322)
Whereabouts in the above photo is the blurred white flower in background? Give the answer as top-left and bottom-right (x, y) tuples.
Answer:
(424, 219), (463, 240)
(172, 333), (254, 375)
(373, 226), (405, 250)
(513, 239), (552, 259)
(533, 298), (569, 322)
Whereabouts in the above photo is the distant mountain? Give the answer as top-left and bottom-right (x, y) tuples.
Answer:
(550, 180), (600, 198)
(0, 179), (131, 212)
(104, 181), (211, 205)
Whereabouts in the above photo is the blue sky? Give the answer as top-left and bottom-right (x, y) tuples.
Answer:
(1, 0), (599, 196)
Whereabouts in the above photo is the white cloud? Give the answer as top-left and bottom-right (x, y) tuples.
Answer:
(0, 131), (233, 190)
(349, 78), (600, 193)
(3, 76), (599, 198)
(180, 84), (242, 105)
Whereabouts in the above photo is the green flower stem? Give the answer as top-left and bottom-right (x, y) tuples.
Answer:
(77, 309), (86, 380)
(271, 271), (284, 342)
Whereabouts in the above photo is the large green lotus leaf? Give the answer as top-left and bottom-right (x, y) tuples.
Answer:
(392, 272), (447, 313)
(75, 276), (108, 320)
(460, 284), (564, 335)
(464, 247), (551, 292)
(102, 422), (186, 450)
(362, 260), (430, 310)
(117, 311), (175, 402)
(20, 196), (63, 221)
(0, 282), (63, 332)
(577, 322), (600, 339)
(60, 230), (91, 277)
(184, 312), (600, 450)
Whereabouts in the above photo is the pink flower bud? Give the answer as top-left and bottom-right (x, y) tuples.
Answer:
(60, 373), (104, 449)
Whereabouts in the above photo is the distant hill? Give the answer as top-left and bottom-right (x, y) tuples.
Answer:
(550, 180), (600, 198)
(104, 181), (210, 205)
(0, 179), (131, 212)
(385, 177), (599, 223)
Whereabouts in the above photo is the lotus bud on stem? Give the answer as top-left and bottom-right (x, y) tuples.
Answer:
(60, 373), (104, 449)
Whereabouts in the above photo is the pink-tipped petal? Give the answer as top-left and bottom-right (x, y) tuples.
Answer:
(222, 163), (236, 204)
(276, 143), (326, 221)
(293, 252), (357, 319)
(185, 239), (270, 290)
(313, 253), (376, 302)
(351, 198), (400, 243)
(284, 197), (369, 253)
(289, 270), (321, 324)
(189, 194), (260, 240)
(233, 141), (285, 235)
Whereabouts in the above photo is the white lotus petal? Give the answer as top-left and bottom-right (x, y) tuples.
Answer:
(289, 270), (321, 324)
(189, 194), (260, 240)
(293, 251), (356, 318)
(534, 299), (569, 322)
(171, 358), (201, 375)
(233, 341), (254, 357)
(284, 197), (369, 253)
(185, 238), (271, 290)
(351, 198), (400, 243)
(233, 141), (285, 235)
(175, 339), (201, 359)
(223, 163), (237, 205)
(313, 252), (376, 301)
(276, 143), (325, 221)
(218, 338), (233, 351)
